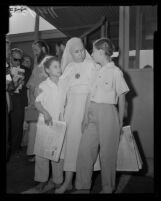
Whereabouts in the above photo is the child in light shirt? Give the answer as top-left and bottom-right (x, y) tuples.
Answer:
(30, 56), (64, 193)
(75, 38), (130, 193)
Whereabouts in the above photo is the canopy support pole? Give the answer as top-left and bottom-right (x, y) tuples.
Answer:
(34, 13), (40, 41)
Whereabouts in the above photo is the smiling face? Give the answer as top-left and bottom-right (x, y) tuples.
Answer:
(46, 60), (62, 78)
(70, 42), (86, 63)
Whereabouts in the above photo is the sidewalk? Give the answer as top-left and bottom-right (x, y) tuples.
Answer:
(6, 147), (154, 194)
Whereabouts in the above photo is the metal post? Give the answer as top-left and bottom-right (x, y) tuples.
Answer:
(34, 13), (39, 41)
(124, 6), (129, 70)
(119, 6), (124, 69)
(135, 6), (142, 69)
(119, 6), (129, 70)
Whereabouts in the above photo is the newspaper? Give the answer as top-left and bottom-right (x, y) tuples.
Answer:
(34, 119), (66, 162)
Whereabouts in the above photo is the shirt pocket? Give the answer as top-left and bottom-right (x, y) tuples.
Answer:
(101, 78), (114, 92)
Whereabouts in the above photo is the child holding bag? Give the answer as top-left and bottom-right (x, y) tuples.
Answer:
(24, 56), (64, 193)
(75, 38), (130, 193)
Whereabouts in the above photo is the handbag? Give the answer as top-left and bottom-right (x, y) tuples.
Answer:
(24, 106), (39, 122)
(116, 126), (143, 171)
(34, 119), (67, 162)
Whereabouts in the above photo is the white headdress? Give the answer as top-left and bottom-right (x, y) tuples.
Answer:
(61, 37), (92, 73)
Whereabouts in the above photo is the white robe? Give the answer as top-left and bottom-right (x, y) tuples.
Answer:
(59, 59), (101, 171)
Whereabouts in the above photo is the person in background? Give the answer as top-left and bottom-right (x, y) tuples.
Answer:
(27, 40), (49, 106)
(20, 55), (33, 147)
(26, 40), (49, 162)
(21, 55), (33, 108)
(9, 48), (25, 156)
(6, 39), (16, 160)
(75, 38), (129, 193)
(55, 40), (66, 62)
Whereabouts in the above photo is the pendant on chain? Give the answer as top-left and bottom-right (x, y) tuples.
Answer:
(75, 73), (80, 79)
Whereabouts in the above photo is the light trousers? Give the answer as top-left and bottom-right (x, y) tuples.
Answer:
(35, 156), (64, 184)
(75, 102), (120, 191)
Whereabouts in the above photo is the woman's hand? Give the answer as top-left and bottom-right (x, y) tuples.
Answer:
(44, 112), (53, 126)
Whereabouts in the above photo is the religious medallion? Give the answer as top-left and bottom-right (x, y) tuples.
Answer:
(75, 73), (80, 79)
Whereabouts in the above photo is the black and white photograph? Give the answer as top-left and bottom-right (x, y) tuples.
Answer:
(6, 5), (156, 194)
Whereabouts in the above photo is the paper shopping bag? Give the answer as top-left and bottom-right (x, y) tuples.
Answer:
(116, 126), (143, 171)
(34, 120), (67, 162)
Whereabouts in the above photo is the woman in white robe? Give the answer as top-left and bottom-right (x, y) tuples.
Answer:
(55, 37), (100, 193)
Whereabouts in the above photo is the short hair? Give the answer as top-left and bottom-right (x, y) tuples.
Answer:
(43, 56), (59, 75)
(11, 48), (23, 57)
(93, 38), (115, 57)
(32, 40), (49, 54)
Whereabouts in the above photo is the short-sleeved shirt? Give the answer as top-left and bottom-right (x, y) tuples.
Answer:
(90, 62), (129, 104)
(35, 78), (61, 121)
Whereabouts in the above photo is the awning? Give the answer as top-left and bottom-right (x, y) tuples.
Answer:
(29, 6), (119, 38)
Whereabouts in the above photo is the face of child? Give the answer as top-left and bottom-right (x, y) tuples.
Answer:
(70, 43), (86, 63)
(91, 46), (102, 64)
(46, 60), (62, 78)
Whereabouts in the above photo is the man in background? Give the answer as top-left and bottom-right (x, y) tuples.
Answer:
(9, 48), (25, 156)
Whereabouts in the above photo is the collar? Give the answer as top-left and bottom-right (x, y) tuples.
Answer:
(46, 77), (58, 88)
(100, 62), (115, 72)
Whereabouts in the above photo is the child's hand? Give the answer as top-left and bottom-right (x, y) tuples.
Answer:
(44, 112), (53, 126)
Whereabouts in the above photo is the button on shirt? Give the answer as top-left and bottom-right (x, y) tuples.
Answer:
(90, 62), (129, 104)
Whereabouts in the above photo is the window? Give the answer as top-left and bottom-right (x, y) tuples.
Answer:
(129, 6), (157, 69)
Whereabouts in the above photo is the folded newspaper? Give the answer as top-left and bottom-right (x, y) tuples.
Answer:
(34, 120), (67, 162)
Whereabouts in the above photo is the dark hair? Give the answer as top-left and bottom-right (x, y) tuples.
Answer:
(23, 54), (32, 61)
(22, 55), (33, 69)
(43, 56), (59, 76)
(56, 40), (67, 47)
(93, 38), (115, 57)
(32, 40), (49, 54)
